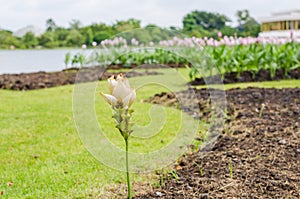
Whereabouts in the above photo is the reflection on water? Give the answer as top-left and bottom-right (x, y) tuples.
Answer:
(0, 49), (94, 74)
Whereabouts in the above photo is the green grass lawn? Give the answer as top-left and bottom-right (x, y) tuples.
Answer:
(0, 68), (299, 198)
(0, 69), (196, 198)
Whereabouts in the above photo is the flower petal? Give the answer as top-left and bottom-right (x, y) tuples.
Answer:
(107, 75), (117, 93)
(112, 80), (131, 101)
(117, 74), (130, 89)
(100, 92), (118, 106)
(122, 90), (136, 107)
(129, 89), (136, 107)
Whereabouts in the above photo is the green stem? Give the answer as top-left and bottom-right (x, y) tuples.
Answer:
(125, 138), (131, 199)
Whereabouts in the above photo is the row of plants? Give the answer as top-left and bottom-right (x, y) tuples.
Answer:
(202, 40), (300, 79)
(66, 36), (300, 80)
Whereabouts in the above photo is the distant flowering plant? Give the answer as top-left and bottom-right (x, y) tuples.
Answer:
(100, 74), (136, 198)
(81, 44), (87, 49)
(92, 41), (97, 47)
(218, 31), (223, 38)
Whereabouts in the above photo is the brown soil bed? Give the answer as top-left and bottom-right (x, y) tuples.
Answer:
(0, 66), (161, 91)
(190, 68), (300, 85)
(108, 63), (187, 70)
(136, 87), (300, 198)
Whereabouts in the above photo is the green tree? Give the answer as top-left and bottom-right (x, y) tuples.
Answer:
(66, 30), (84, 46)
(54, 27), (69, 46)
(80, 27), (94, 45)
(89, 23), (116, 43)
(69, 19), (82, 30)
(242, 18), (260, 36)
(38, 31), (59, 48)
(183, 11), (230, 31)
(46, 18), (57, 32)
(236, 10), (250, 27)
(94, 31), (111, 43)
(22, 32), (38, 48)
(220, 26), (239, 37)
(236, 10), (260, 36)
(114, 18), (141, 32)
(0, 30), (24, 48)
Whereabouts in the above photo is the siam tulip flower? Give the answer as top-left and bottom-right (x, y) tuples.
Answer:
(120, 37), (127, 46)
(241, 39), (248, 46)
(101, 40), (107, 47)
(149, 41), (154, 46)
(131, 38), (139, 46)
(257, 37), (262, 44)
(81, 44), (87, 49)
(100, 73), (136, 199)
(214, 40), (220, 47)
(218, 31), (222, 38)
(113, 37), (120, 46)
(168, 40), (175, 46)
(293, 38), (298, 43)
(290, 31), (294, 39)
(92, 41), (97, 47)
(108, 40), (115, 46)
(101, 74), (136, 108)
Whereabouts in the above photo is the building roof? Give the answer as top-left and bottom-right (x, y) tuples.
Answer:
(259, 9), (300, 23)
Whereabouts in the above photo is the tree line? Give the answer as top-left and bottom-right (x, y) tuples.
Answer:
(0, 10), (260, 49)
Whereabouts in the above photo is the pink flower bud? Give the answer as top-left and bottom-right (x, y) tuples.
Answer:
(218, 32), (222, 38)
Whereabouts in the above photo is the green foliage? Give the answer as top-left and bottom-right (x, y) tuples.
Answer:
(64, 52), (71, 68)
(0, 30), (24, 48)
(81, 27), (94, 46)
(22, 32), (39, 48)
(85, 48), (188, 67)
(94, 31), (111, 43)
(66, 30), (84, 47)
(0, 9), (264, 49)
(183, 10), (230, 32)
(236, 10), (260, 37)
(236, 10), (250, 26)
(38, 31), (59, 48)
(46, 18), (57, 32)
(242, 18), (261, 37)
(189, 42), (300, 80)
(70, 53), (86, 67)
(113, 18), (141, 32)
(69, 19), (82, 30)
(183, 10), (260, 37)
(120, 26), (176, 44)
(80, 41), (300, 81)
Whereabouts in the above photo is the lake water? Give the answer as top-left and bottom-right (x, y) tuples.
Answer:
(0, 49), (94, 75)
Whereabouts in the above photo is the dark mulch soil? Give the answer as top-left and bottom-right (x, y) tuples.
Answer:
(108, 63), (187, 70)
(190, 68), (300, 85)
(0, 67), (161, 91)
(136, 87), (300, 198)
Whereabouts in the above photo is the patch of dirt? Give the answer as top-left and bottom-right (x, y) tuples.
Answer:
(136, 87), (300, 198)
(190, 68), (300, 85)
(0, 66), (161, 91)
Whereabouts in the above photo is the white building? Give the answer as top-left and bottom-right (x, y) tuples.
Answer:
(259, 9), (300, 39)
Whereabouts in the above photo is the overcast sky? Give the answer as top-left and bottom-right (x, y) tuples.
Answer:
(1, 0), (299, 31)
